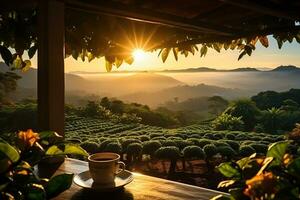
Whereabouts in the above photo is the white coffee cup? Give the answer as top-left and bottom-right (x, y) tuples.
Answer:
(88, 152), (125, 184)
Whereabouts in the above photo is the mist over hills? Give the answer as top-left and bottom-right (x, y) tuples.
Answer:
(1, 62), (300, 107)
(120, 84), (247, 107)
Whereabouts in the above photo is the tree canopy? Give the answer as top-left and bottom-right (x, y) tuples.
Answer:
(0, 2), (300, 72)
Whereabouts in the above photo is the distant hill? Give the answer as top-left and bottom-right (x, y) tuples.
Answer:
(162, 67), (260, 73)
(271, 65), (300, 72)
(120, 84), (250, 107)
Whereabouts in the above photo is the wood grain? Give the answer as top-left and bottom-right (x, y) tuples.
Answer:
(48, 158), (226, 200)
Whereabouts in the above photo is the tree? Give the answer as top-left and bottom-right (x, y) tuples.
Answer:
(224, 99), (259, 131)
(212, 113), (244, 131)
(100, 97), (110, 109)
(208, 96), (228, 116)
(259, 107), (283, 134)
(0, 72), (21, 104)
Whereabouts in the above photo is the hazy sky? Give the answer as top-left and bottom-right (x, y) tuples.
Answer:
(20, 37), (300, 73)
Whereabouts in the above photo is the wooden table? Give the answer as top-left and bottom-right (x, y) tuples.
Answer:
(46, 158), (226, 200)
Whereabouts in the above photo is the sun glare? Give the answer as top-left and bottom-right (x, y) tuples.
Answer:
(132, 48), (147, 62)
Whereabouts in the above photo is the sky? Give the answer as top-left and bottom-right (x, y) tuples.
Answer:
(15, 37), (300, 73)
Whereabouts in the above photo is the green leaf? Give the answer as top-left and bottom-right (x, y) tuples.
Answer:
(125, 56), (134, 65)
(238, 51), (247, 60)
(0, 142), (20, 162)
(218, 180), (236, 188)
(266, 141), (289, 166)
(237, 153), (256, 169)
(63, 144), (88, 156)
(46, 144), (88, 157)
(21, 60), (32, 72)
(39, 131), (62, 140)
(27, 184), (46, 200)
(213, 43), (222, 53)
(211, 195), (232, 200)
(13, 55), (23, 69)
(161, 48), (170, 63)
(45, 145), (63, 155)
(115, 58), (123, 68)
(217, 162), (241, 179)
(28, 45), (37, 59)
(0, 46), (13, 66)
(87, 52), (95, 62)
(287, 157), (300, 178)
(172, 48), (178, 61)
(259, 36), (269, 47)
(200, 45), (208, 57)
(45, 174), (74, 198)
(105, 60), (112, 72)
(71, 50), (79, 60)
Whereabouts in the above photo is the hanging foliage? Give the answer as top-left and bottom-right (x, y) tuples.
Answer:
(0, 9), (299, 72)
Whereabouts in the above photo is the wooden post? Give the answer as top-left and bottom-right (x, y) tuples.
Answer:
(37, 0), (65, 135)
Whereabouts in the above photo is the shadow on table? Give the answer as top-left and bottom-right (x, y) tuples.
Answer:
(71, 188), (134, 200)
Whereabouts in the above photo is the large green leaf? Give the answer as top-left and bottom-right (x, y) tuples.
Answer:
(0, 46), (13, 66)
(27, 184), (46, 200)
(63, 144), (88, 156)
(46, 144), (88, 157)
(0, 142), (20, 163)
(45, 174), (74, 198)
(39, 131), (62, 140)
(266, 141), (289, 166)
(217, 162), (241, 179)
(287, 157), (300, 178)
(161, 48), (170, 63)
(28, 45), (37, 59)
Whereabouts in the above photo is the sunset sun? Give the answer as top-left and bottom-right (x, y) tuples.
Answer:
(132, 48), (147, 61)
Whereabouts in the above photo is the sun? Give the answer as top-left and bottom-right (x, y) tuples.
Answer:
(132, 48), (147, 61)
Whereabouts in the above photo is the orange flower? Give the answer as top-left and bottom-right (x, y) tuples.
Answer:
(244, 172), (278, 199)
(283, 154), (292, 166)
(18, 129), (39, 149)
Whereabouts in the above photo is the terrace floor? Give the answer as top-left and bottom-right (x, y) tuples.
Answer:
(42, 158), (226, 200)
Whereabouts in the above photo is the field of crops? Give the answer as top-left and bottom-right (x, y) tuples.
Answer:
(65, 115), (286, 161)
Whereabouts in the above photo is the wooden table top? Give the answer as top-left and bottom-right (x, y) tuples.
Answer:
(47, 158), (226, 200)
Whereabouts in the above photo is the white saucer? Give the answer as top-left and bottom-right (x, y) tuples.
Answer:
(74, 170), (134, 191)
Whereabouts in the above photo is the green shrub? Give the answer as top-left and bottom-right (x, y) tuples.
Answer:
(182, 146), (206, 160)
(225, 133), (236, 140)
(217, 146), (236, 158)
(155, 146), (181, 160)
(203, 144), (218, 158)
(142, 141), (162, 155)
(239, 145), (256, 157)
(186, 138), (200, 146)
(104, 142), (122, 154)
(250, 143), (268, 154)
(222, 140), (240, 151)
(198, 139), (213, 147)
(212, 113), (244, 131)
(80, 141), (99, 154)
(213, 141), (230, 147)
(161, 140), (177, 147)
(126, 143), (143, 156)
(99, 139), (119, 151)
(121, 139), (141, 150)
(139, 135), (150, 142)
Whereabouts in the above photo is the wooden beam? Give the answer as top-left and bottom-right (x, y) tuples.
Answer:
(0, 0), (37, 11)
(37, 0), (65, 135)
(65, 0), (235, 36)
(219, 0), (299, 20)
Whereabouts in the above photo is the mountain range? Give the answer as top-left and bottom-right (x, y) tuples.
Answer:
(1, 62), (300, 107)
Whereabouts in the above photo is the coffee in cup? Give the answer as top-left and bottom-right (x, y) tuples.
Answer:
(88, 152), (125, 184)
